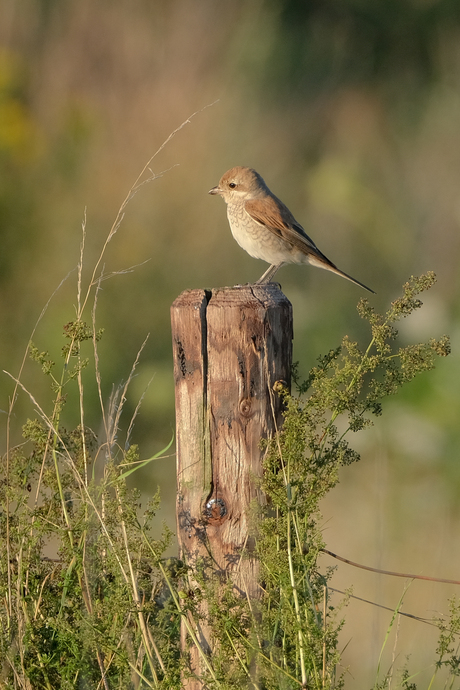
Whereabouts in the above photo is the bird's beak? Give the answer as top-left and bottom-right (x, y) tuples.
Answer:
(208, 185), (220, 195)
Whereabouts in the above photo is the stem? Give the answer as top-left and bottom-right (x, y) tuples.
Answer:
(322, 585), (327, 687)
(287, 510), (307, 687)
(317, 333), (377, 461)
(143, 536), (223, 687)
(116, 486), (160, 687)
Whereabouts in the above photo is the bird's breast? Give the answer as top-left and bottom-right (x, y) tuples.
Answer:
(226, 202), (302, 264)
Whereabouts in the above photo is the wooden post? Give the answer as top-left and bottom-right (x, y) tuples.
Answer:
(171, 284), (293, 686)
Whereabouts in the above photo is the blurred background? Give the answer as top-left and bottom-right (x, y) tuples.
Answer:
(1, 0), (460, 684)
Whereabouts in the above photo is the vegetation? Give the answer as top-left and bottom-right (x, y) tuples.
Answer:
(1, 251), (457, 688)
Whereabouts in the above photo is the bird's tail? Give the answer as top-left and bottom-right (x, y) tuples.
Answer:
(333, 267), (375, 294)
(309, 255), (375, 293)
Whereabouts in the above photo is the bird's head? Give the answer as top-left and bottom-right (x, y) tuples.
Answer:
(208, 166), (267, 204)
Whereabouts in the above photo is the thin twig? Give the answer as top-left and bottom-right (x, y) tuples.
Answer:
(322, 549), (460, 586)
(328, 587), (439, 628)
(79, 102), (219, 318)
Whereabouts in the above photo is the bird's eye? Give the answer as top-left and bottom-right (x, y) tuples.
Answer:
(229, 182), (237, 188)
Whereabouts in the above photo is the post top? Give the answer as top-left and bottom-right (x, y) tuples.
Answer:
(171, 283), (292, 311)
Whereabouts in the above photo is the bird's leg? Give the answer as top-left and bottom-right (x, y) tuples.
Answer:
(256, 263), (285, 284)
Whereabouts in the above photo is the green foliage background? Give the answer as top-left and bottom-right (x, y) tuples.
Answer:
(1, 1), (460, 685)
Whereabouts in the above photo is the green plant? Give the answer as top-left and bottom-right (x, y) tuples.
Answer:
(1, 246), (180, 689)
(241, 272), (450, 689)
(429, 597), (460, 689)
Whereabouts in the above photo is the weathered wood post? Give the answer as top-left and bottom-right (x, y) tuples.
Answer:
(171, 284), (293, 687)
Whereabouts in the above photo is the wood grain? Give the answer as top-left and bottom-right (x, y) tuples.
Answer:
(171, 284), (292, 686)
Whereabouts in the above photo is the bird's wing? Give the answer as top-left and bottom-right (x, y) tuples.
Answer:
(244, 196), (336, 267)
(245, 195), (375, 293)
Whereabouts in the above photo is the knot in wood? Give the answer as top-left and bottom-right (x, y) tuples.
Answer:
(204, 497), (227, 523)
(239, 397), (253, 417)
(273, 379), (288, 393)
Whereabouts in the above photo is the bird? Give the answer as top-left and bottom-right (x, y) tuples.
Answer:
(209, 166), (374, 293)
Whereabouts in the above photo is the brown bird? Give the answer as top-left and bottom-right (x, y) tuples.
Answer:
(209, 166), (374, 293)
